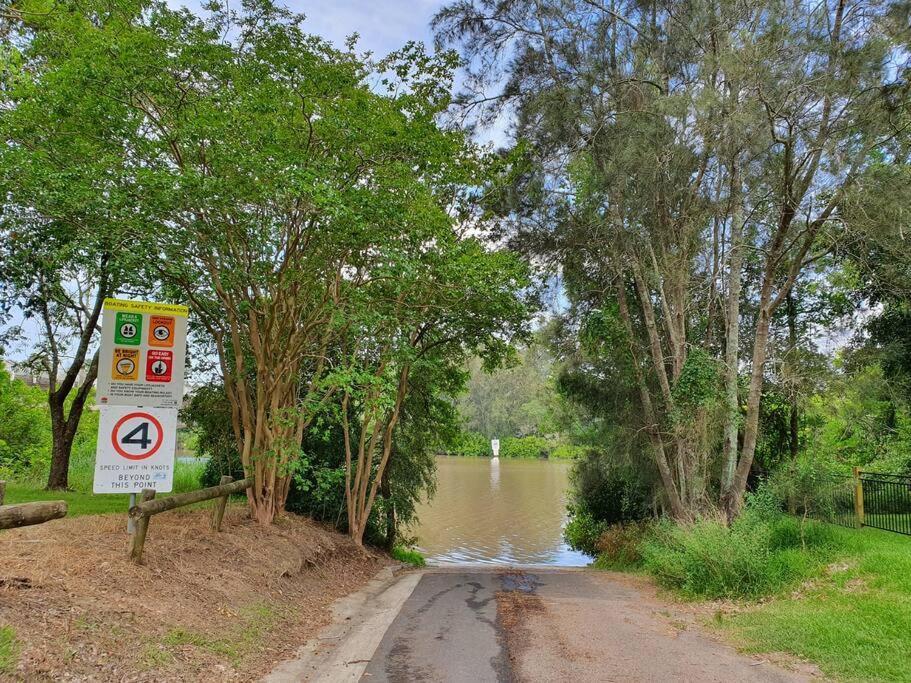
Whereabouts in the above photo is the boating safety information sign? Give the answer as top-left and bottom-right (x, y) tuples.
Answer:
(94, 298), (188, 494)
(96, 298), (188, 409)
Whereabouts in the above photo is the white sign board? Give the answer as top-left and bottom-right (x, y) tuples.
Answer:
(93, 406), (177, 493)
(96, 298), (189, 409)
(491, 439), (500, 457)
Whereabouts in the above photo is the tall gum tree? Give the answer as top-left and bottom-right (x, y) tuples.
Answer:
(436, 0), (909, 519)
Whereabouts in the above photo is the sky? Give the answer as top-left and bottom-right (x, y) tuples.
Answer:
(176, 0), (446, 58)
(283, 0), (443, 55)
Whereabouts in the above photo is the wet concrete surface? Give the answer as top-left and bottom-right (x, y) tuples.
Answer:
(360, 569), (813, 683)
(361, 572), (512, 682)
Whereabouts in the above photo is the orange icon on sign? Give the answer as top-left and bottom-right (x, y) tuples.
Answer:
(112, 348), (140, 381)
(148, 315), (175, 347)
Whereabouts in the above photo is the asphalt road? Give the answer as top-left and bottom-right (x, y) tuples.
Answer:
(360, 569), (813, 683)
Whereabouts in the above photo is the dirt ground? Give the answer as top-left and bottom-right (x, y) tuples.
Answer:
(0, 506), (388, 682)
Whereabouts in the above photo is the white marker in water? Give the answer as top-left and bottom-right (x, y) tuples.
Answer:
(491, 438), (500, 459)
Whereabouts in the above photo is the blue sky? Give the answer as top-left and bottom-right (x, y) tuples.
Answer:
(285, 0), (443, 56)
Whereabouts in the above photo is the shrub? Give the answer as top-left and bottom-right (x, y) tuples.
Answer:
(392, 546), (426, 567)
(446, 430), (489, 456)
(563, 508), (606, 556)
(569, 450), (652, 526)
(639, 507), (841, 600)
(500, 435), (549, 459)
(594, 521), (650, 569)
(550, 443), (586, 459)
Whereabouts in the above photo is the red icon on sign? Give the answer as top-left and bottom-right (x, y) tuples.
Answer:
(145, 350), (173, 382)
(111, 411), (164, 460)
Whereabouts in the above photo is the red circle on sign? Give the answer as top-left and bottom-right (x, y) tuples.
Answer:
(111, 411), (164, 460)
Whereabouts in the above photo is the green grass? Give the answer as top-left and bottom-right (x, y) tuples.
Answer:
(392, 546), (426, 567)
(716, 527), (911, 682)
(142, 602), (280, 669)
(3, 460), (206, 516)
(0, 626), (17, 675)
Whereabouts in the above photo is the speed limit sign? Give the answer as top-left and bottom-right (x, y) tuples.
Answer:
(93, 406), (176, 493)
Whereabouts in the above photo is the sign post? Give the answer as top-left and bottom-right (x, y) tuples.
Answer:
(93, 299), (189, 531)
(491, 439), (500, 458)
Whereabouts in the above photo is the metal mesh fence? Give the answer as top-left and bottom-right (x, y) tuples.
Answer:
(859, 472), (911, 536)
(803, 471), (911, 536)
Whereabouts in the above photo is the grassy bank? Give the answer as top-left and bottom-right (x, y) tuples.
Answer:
(584, 509), (911, 681)
(3, 459), (207, 516)
(716, 527), (911, 682)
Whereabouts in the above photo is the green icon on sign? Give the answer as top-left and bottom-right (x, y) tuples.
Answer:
(114, 312), (143, 345)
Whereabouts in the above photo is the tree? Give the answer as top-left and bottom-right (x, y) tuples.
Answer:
(5, 0), (530, 525)
(333, 237), (529, 544)
(436, 0), (908, 519)
(0, 7), (152, 488)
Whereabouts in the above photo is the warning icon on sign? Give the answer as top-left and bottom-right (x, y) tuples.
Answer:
(145, 350), (173, 383)
(148, 315), (175, 347)
(112, 348), (140, 381)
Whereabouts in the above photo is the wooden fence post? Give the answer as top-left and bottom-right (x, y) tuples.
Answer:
(129, 489), (157, 564)
(0, 480), (5, 506)
(853, 467), (865, 529)
(211, 475), (233, 532)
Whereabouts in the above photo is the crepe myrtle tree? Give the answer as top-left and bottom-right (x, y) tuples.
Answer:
(333, 236), (530, 545)
(8, 0), (527, 523)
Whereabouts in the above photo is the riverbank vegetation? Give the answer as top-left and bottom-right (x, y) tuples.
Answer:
(573, 506), (911, 680)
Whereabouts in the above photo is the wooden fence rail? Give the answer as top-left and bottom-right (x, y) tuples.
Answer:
(128, 475), (253, 564)
(0, 500), (68, 530)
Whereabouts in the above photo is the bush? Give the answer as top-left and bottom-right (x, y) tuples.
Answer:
(392, 546), (426, 567)
(563, 508), (606, 556)
(639, 505), (841, 600)
(445, 430), (489, 456)
(549, 443), (586, 459)
(593, 521), (650, 569)
(500, 435), (549, 459)
(0, 364), (51, 478)
(569, 450), (652, 526)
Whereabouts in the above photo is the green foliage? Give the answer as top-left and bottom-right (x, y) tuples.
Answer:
(0, 626), (17, 675)
(568, 450), (653, 526)
(457, 341), (567, 439)
(549, 443), (586, 459)
(499, 435), (548, 459)
(392, 546), (426, 567)
(445, 430), (489, 457)
(639, 504), (841, 599)
(592, 521), (651, 570)
(0, 364), (50, 476)
(562, 509), (606, 556)
(670, 348), (722, 419)
(719, 528), (911, 682)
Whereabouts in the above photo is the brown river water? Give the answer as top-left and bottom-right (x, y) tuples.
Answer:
(413, 456), (592, 566)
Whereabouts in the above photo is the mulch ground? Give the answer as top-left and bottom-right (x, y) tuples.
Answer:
(0, 506), (388, 681)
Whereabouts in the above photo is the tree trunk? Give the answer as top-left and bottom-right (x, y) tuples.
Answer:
(616, 282), (687, 519)
(721, 188), (744, 501)
(786, 291), (799, 459)
(381, 471), (396, 552)
(46, 424), (74, 490)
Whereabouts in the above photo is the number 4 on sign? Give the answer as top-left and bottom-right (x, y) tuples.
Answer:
(122, 422), (152, 450)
